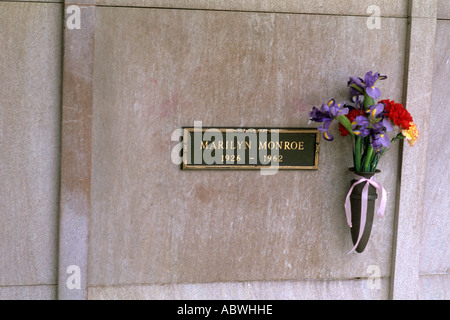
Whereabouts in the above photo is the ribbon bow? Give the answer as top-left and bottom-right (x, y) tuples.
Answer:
(344, 174), (387, 254)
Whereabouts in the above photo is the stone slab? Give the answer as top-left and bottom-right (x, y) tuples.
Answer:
(390, 2), (438, 300)
(89, 7), (406, 286)
(0, 2), (62, 287)
(437, 0), (450, 20)
(418, 275), (450, 300)
(420, 20), (450, 275)
(0, 285), (57, 300)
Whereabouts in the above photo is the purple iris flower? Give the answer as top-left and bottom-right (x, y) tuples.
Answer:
(382, 118), (393, 132)
(348, 76), (364, 102)
(364, 71), (382, 86)
(309, 99), (348, 141)
(349, 76), (364, 88)
(348, 71), (387, 101)
(309, 102), (334, 141)
(318, 120), (334, 141)
(366, 103), (385, 120)
(352, 115), (370, 137)
(365, 103), (393, 132)
(309, 105), (332, 123)
(370, 132), (391, 154)
(370, 124), (391, 153)
(364, 71), (387, 99)
(329, 100), (349, 117)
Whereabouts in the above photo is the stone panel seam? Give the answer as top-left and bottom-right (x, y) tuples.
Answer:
(58, 2), (96, 300)
(88, 276), (392, 288)
(0, 284), (57, 288)
(1, 1), (63, 4)
(94, 4), (408, 19)
(419, 273), (450, 277)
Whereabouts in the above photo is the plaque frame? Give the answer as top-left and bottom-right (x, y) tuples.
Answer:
(181, 127), (320, 170)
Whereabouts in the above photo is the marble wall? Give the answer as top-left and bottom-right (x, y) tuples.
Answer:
(0, 0), (448, 300)
(418, 19), (450, 298)
(0, 2), (63, 299)
(89, 6), (404, 296)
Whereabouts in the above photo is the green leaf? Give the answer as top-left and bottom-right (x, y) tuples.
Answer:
(336, 115), (355, 137)
(391, 132), (405, 143)
(350, 84), (364, 94)
(363, 145), (375, 172)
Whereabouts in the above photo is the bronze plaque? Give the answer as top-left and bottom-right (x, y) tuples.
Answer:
(181, 127), (319, 170)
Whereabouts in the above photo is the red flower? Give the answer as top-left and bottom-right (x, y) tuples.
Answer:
(380, 99), (413, 130)
(339, 109), (362, 136)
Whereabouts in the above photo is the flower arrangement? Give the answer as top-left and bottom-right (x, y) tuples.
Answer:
(309, 71), (419, 173)
(308, 71), (419, 253)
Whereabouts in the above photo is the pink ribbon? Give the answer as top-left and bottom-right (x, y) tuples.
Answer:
(344, 174), (387, 254)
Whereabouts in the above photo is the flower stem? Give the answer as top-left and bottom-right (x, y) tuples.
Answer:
(354, 136), (362, 171)
(363, 145), (374, 172)
(363, 93), (375, 109)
